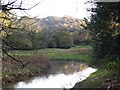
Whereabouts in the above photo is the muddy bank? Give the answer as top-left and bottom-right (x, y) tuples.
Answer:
(2, 54), (50, 86)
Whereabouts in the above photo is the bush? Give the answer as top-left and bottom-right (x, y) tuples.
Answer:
(8, 35), (32, 50)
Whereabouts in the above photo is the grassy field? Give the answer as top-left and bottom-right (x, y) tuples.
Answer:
(9, 45), (93, 63)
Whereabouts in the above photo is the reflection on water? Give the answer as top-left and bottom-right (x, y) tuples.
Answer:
(14, 67), (96, 88)
(49, 61), (88, 75)
(5, 61), (97, 89)
(62, 63), (88, 74)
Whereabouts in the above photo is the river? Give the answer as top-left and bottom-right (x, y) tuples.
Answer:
(3, 61), (97, 89)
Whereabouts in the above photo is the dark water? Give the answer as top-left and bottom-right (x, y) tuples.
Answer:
(4, 61), (97, 89)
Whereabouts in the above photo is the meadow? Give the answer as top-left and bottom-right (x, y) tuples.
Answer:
(9, 45), (93, 63)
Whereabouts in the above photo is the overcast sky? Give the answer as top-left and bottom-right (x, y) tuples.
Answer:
(2, 0), (91, 19)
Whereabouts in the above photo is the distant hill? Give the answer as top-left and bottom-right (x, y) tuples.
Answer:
(39, 16), (87, 32)
(18, 16), (87, 32)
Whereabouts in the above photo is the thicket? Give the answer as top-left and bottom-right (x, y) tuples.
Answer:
(89, 2), (120, 65)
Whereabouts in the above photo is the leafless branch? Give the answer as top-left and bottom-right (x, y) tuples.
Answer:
(0, 0), (41, 68)
(2, 0), (41, 12)
(2, 49), (30, 69)
(7, 0), (18, 6)
(1, 38), (16, 49)
(27, 2), (41, 10)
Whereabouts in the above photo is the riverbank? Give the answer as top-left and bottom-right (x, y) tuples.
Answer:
(2, 54), (50, 87)
(2, 46), (93, 87)
(71, 60), (120, 89)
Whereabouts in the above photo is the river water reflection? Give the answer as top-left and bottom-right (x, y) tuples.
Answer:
(6, 61), (97, 89)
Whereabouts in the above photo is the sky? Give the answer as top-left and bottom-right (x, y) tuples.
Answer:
(2, 0), (91, 19)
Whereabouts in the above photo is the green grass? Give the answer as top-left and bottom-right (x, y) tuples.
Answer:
(73, 45), (92, 48)
(8, 46), (92, 63)
(9, 48), (62, 57)
(72, 60), (120, 89)
(52, 52), (91, 62)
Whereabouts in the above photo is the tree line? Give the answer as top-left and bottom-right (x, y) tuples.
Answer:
(4, 16), (91, 50)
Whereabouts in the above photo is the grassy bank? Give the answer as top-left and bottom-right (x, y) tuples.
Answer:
(2, 46), (93, 86)
(2, 54), (50, 86)
(71, 60), (120, 89)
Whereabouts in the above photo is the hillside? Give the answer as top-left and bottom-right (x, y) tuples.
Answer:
(39, 16), (87, 32)
(17, 16), (87, 32)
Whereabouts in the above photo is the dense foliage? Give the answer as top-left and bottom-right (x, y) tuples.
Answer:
(2, 16), (91, 50)
(89, 2), (120, 61)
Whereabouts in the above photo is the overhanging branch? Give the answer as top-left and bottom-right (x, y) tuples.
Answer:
(2, 49), (30, 69)
(2, 1), (41, 12)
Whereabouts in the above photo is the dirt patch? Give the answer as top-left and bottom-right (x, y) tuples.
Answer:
(70, 48), (93, 54)
(100, 77), (120, 89)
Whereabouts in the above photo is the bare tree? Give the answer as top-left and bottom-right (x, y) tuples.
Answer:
(0, 0), (40, 68)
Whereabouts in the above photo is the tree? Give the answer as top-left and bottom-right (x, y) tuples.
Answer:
(7, 34), (32, 50)
(89, 2), (120, 61)
(59, 31), (74, 49)
(0, 0), (40, 68)
(72, 29), (91, 45)
(53, 30), (74, 48)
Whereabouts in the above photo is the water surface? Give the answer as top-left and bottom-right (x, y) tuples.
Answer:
(5, 61), (97, 89)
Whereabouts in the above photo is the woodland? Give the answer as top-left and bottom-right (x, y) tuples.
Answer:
(0, 0), (120, 89)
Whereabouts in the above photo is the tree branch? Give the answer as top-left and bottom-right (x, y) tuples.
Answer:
(2, 1), (41, 12)
(2, 49), (30, 69)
